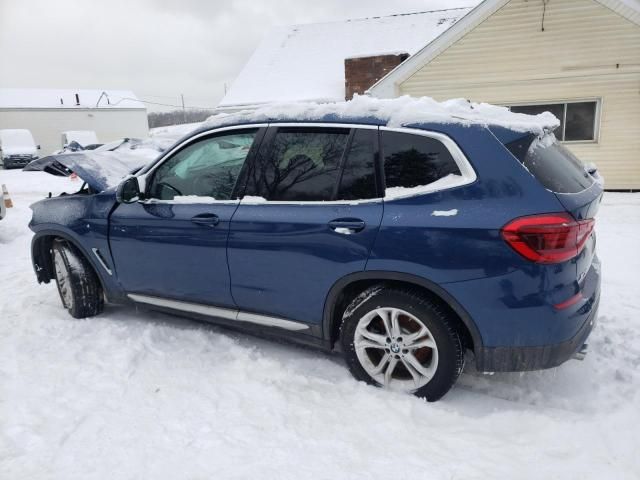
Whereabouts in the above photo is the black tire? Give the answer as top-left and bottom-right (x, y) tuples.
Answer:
(340, 286), (464, 401)
(52, 239), (104, 318)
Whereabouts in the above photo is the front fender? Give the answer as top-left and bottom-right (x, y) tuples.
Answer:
(29, 191), (126, 303)
(30, 228), (126, 303)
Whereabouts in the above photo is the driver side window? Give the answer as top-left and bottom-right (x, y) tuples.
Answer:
(149, 130), (258, 200)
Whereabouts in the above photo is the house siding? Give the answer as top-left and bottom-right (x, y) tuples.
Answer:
(398, 0), (640, 189)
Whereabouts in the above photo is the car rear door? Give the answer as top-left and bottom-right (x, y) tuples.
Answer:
(227, 124), (383, 329)
(109, 127), (265, 309)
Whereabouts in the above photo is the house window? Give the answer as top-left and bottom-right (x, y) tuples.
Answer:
(509, 101), (599, 142)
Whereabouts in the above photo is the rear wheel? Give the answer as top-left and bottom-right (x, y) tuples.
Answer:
(340, 287), (464, 401)
(52, 240), (104, 318)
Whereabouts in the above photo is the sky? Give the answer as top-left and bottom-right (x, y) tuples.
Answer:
(0, 0), (479, 112)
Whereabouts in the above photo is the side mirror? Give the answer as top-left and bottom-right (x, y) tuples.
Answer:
(116, 176), (141, 204)
(37, 145), (41, 150)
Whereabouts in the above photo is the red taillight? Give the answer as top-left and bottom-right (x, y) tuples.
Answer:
(501, 213), (594, 264)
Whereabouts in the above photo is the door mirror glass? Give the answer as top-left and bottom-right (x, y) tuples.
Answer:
(116, 176), (141, 203)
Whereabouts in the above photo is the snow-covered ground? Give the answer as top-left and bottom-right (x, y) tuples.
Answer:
(1, 169), (639, 479)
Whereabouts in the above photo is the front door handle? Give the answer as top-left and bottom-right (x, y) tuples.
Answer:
(191, 213), (220, 227)
(328, 218), (366, 234)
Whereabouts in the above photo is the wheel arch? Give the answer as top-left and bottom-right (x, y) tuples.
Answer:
(322, 271), (484, 357)
(31, 230), (111, 297)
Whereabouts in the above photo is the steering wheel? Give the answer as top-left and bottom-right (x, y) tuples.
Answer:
(156, 181), (183, 198)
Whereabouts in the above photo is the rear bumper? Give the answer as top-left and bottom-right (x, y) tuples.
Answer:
(475, 293), (599, 372)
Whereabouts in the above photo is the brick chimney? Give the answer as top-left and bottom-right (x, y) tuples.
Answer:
(344, 52), (409, 100)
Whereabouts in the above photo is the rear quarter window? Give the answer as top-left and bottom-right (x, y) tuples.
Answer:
(506, 134), (594, 194)
(381, 131), (461, 190)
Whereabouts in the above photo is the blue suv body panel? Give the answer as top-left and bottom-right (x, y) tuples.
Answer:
(29, 111), (602, 373)
(228, 200), (383, 326)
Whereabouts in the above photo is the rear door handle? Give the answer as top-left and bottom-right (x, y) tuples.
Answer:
(191, 213), (220, 227)
(328, 218), (366, 234)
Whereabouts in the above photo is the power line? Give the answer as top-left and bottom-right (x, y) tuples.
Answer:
(138, 93), (219, 103)
(109, 95), (216, 110)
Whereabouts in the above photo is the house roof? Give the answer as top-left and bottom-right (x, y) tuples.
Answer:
(368, 0), (640, 98)
(0, 88), (146, 110)
(218, 7), (477, 109)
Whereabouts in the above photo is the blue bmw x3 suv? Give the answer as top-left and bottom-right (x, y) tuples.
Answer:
(28, 97), (602, 401)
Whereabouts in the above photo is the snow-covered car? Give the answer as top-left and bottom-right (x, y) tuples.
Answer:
(26, 97), (602, 401)
(54, 140), (103, 154)
(61, 130), (98, 149)
(0, 129), (40, 169)
(24, 137), (163, 177)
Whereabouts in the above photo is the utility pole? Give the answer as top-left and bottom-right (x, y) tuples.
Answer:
(181, 93), (187, 124)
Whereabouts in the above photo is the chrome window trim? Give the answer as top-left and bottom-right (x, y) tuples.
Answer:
(138, 122), (477, 205)
(379, 126), (478, 192)
(127, 293), (310, 331)
(248, 123), (477, 204)
(267, 122), (379, 130)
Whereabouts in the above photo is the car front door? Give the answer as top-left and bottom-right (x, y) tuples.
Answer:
(109, 127), (265, 308)
(227, 125), (383, 330)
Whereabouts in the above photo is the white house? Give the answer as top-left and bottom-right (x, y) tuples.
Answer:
(0, 89), (149, 155)
(368, 0), (640, 190)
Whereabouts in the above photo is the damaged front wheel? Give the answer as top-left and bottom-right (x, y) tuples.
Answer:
(52, 239), (104, 318)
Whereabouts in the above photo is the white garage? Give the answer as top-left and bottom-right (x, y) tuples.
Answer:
(0, 88), (149, 155)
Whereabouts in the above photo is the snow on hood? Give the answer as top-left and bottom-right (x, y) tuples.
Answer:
(25, 151), (154, 192)
(206, 95), (560, 135)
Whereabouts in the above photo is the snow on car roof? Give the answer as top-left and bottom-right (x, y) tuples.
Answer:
(0, 129), (35, 146)
(0, 88), (145, 109)
(205, 95), (560, 135)
(218, 7), (476, 108)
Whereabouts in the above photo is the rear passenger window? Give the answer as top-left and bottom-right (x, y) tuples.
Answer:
(381, 131), (461, 189)
(246, 127), (349, 201)
(337, 129), (378, 200)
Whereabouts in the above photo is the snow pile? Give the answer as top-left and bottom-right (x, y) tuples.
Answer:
(240, 196), (268, 204)
(384, 173), (466, 200)
(149, 122), (202, 145)
(431, 209), (458, 217)
(1, 170), (639, 478)
(150, 195), (226, 204)
(208, 95), (560, 135)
